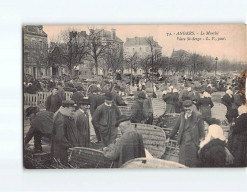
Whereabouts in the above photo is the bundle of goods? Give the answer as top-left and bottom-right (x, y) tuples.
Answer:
(154, 113), (180, 129)
(121, 157), (187, 168)
(68, 147), (113, 168)
(131, 123), (166, 158)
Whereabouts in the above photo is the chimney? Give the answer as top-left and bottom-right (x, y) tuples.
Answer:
(111, 29), (116, 40)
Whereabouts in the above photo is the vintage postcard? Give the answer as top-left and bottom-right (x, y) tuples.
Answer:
(23, 24), (247, 169)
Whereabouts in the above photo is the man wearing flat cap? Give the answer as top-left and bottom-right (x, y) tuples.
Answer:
(92, 92), (121, 146)
(52, 100), (79, 165)
(103, 115), (146, 168)
(130, 91), (146, 123)
(167, 99), (205, 167)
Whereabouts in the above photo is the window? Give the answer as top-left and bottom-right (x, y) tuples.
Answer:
(39, 41), (43, 49)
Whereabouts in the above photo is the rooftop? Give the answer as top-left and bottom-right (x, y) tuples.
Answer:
(124, 36), (162, 48)
(23, 25), (47, 37)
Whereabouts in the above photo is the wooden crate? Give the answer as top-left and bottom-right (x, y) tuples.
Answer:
(131, 123), (166, 158)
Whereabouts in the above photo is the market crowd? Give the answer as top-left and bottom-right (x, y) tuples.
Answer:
(24, 72), (247, 168)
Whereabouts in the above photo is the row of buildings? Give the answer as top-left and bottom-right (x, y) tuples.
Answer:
(23, 25), (162, 79)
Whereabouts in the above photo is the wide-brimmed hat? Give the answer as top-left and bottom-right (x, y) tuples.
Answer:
(115, 115), (130, 127)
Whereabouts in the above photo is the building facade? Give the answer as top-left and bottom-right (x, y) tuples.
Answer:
(123, 36), (162, 76)
(23, 25), (49, 79)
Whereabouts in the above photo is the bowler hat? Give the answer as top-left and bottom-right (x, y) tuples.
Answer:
(105, 92), (113, 101)
(183, 100), (193, 107)
(115, 115), (130, 127)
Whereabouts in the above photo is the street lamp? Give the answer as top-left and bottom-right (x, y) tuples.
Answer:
(215, 57), (218, 76)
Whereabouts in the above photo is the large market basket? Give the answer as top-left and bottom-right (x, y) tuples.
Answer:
(68, 147), (113, 168)
(131, 123), (166, 158)
(120, 157), (187, 168)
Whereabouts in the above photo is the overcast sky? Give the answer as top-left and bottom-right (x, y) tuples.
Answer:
(43, 24), (247, 62)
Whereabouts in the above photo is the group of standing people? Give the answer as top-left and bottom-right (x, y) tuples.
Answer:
(24, 73), (247, 168)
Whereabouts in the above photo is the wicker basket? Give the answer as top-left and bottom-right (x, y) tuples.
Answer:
(121, 157), (187, 168)
(131, 123), (166, 158)
(68, 147), (113, 168)
(152, 98), (166, 118)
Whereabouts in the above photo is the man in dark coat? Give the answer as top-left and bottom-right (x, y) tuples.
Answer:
(24, 107), (54, 152)
(92, 92), (121, 146)
(130, 91), (146, 123)
(73, 102), (90, 147)
(103, 115), (146, 168)
(51, 100), (78, 166)
(167, 100), (205, 167)
(45, 87), (62, 113)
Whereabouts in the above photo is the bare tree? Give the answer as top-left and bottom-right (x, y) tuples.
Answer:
(50, 28), (90, 76)
(87, 28), (110, 76)
(124, 52), (140, 84)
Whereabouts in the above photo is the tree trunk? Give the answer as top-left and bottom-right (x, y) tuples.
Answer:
(95, 58), (99, 76)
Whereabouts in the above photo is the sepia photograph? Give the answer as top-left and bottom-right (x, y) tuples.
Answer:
(23, 24), (247, 169)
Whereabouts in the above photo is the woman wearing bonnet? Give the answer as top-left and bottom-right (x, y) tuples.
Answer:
(198, 124), (234, 167)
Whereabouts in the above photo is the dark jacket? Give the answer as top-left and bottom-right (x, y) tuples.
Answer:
(130, 99), (145, 123)
(103, 130), (146, 168)
(92, 103), (121, 146)
(112, 92), (127, 106)
(45, 94), (62, 113)
(52, 111), (79, 165)
(197, 97), (214, 118)
(24, 111), (54, 144)
(199, 139), (227, 167)
(169, 111), (205, 146)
